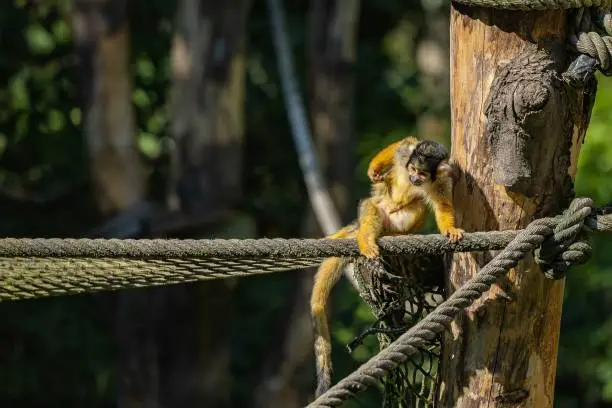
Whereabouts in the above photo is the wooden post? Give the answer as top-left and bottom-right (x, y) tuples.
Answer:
(439, 4), (595, 407)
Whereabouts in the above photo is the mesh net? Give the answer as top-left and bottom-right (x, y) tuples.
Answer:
(351, 253), (447, 407)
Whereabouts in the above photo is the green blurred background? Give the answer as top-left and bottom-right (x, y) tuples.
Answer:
(0, 0), (610, 407)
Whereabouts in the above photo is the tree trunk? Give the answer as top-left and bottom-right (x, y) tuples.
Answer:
(168, 0), (249, 215)
(72, 0), (146, 215)
(71, 2), (155, 407)
(157, 1), (252, 407)
(438, 5), (595, 408)
(252, 1), (360, 406)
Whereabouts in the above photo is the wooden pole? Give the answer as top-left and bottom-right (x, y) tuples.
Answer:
(440, 4), (596, 407)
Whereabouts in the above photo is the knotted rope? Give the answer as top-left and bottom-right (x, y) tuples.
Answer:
(536, 198), (593, 278)
(569, 7), (612, 74)
(307, 197), (600, 408)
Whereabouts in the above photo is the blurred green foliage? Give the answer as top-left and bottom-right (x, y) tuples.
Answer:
(0, 0), (610, 407)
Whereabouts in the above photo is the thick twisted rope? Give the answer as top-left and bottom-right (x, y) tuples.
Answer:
(307, 198), (595, 408)
(0, 232), (516, 301)
(568, 7), (612, 74)
(0, 202), (609, 301)
(536, 198), (593, 278)
(0, 232), (519, 259)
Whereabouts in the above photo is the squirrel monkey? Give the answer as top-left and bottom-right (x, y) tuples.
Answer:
(310, 136), (464, 397)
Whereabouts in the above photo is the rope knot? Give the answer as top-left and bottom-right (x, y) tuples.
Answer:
(570, 8), (612, 75)
(535, 197), (594, 280)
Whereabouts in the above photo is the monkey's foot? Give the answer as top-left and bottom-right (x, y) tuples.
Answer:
(444, 227), (465, 243)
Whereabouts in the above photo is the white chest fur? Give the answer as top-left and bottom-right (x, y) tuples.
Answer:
(377, 199), (419, 233)
(386, 208), (416, 232)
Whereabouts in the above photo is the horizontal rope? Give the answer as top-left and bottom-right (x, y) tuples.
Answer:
(0, 232), (515, 301)
(0, 232), (519, 259)
(0, 210), (608, 302)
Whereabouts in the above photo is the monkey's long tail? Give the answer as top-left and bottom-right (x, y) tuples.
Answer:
(311, 256), (348, 397)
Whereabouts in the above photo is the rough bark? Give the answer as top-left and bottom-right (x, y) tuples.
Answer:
(252, 1), (360, 406)
(157, 1), (252, 407)
(438, 5), (595, 408)
(72, 2), (153, 407)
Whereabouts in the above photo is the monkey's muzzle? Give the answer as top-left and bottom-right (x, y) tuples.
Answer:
(409, 176), (423, 186)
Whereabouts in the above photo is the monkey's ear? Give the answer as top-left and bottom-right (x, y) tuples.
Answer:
(402, 141), (416, 157)
(396, 139), (417, 163)
(407, 144), (416, 156)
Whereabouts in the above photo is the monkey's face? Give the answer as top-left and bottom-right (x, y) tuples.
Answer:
(395, 138), (448, 187)
(406, 160), (432, 186)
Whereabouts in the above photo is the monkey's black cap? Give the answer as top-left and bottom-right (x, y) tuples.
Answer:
(408, 140), (449, 181)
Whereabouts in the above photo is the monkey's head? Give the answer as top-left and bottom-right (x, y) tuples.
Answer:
(396, 139), (449, 186)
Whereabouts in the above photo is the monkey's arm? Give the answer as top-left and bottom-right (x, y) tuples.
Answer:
(367, 140), (405, 183)
(429, 174), (464, 242)
(356, 198), (385, 258)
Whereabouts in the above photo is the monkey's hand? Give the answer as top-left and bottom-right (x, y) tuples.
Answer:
(367, 139), (407, 183)
(367, 163), (387, 183)
(443, 227), (464, 243)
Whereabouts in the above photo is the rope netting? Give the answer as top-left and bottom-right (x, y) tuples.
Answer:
(349, 255), (447, 408)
